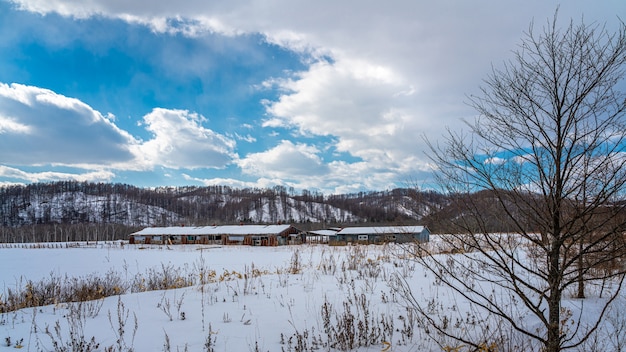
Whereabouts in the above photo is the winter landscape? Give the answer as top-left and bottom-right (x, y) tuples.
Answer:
(1, 238), (625, 351)
(1, 1), (625, 351)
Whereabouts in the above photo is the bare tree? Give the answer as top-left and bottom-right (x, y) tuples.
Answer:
(399, 12), (626, 352)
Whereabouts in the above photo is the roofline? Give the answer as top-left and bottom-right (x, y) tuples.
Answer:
(131, 224), (298, 236)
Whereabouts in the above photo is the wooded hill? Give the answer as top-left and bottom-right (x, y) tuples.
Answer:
(0, 181), (541, 242)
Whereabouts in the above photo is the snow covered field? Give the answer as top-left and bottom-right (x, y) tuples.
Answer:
(0, 241), (624, 351)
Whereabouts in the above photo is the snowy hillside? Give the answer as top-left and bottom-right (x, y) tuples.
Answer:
(16, 191), (183, 227)
(1, 182), (436, 227)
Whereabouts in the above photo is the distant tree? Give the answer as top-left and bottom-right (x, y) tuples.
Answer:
(399, 12), (626, 352)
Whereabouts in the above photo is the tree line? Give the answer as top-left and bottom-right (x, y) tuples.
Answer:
(0, 181), (458, 242)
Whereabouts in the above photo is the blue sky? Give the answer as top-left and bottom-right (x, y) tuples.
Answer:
(0, 0), (623, 193)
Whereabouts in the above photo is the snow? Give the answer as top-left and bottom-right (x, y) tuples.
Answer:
(308, 229), (338, 236)
(132, 224), (295, 236)
(0, 241), (624, 351)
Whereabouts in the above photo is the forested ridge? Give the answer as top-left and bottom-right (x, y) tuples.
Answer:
(0, 181), (454, 242)
(0, 181), (436, 225)
(1, 181), (564, 242)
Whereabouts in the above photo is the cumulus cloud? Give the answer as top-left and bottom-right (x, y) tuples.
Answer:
(136, 108), (237, 170)
(231, 140), (423, 193)
(0, 115), (31, 134)
(237, 140), (327, 179)
(0, 165), (115, 183)
(263, 59), (431, 179)
(183, 174), (274, 190)
(0, 83), (240, 184)
(6, 0), (622, 191)
(263, 59), (406, 136)
(484, 157), (507, 165)
(0, 82), (137, 166)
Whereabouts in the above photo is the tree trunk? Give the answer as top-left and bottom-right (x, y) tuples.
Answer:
(547, 247), (562, 352)
(577, 237), (585, 298)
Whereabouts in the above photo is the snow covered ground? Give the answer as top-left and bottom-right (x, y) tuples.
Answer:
(0, 241), (624, 351)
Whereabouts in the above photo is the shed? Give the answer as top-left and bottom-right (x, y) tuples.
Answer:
(216, 224), (299, 246)
(129, 226), (223, 245)
(305, 229), (339, 244)
(331, 226), (430, 244)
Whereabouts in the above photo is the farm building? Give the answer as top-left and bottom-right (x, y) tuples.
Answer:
(330, 225), (430, 245)
(305, 228), (341, 244)
(129, 224), (301, 246)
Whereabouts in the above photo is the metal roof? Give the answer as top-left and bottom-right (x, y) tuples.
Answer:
(336, 226), (427, 235)
(308, 229), (339, 236)
(132, 224), (295, 236)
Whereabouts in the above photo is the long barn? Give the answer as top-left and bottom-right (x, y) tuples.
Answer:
(330, 225), (430, 244)
(129, 224), (301, 246)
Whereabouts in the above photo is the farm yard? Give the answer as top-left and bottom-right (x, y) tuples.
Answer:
(1, 238), (625, 351)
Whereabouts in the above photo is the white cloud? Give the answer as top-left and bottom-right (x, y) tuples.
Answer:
(234, 133), (256, 143)
(263, 59), (432, 182)
(8, 0), (103, 18)
(263, 59), (406, 135)
(233, 140), (420, 193)
(0, 165), (115, 183)
(513, 154), (533, 164)
(136, 108), (237, 170)
(0, 82), (137, 166)
(183, 174), (273, 189)
(6, 0), (623, 191)
(0, 84), (239, 179)
(0, 115), (31, 134)
(237, 140), (327, 179)
(484, 157), (506, 165)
